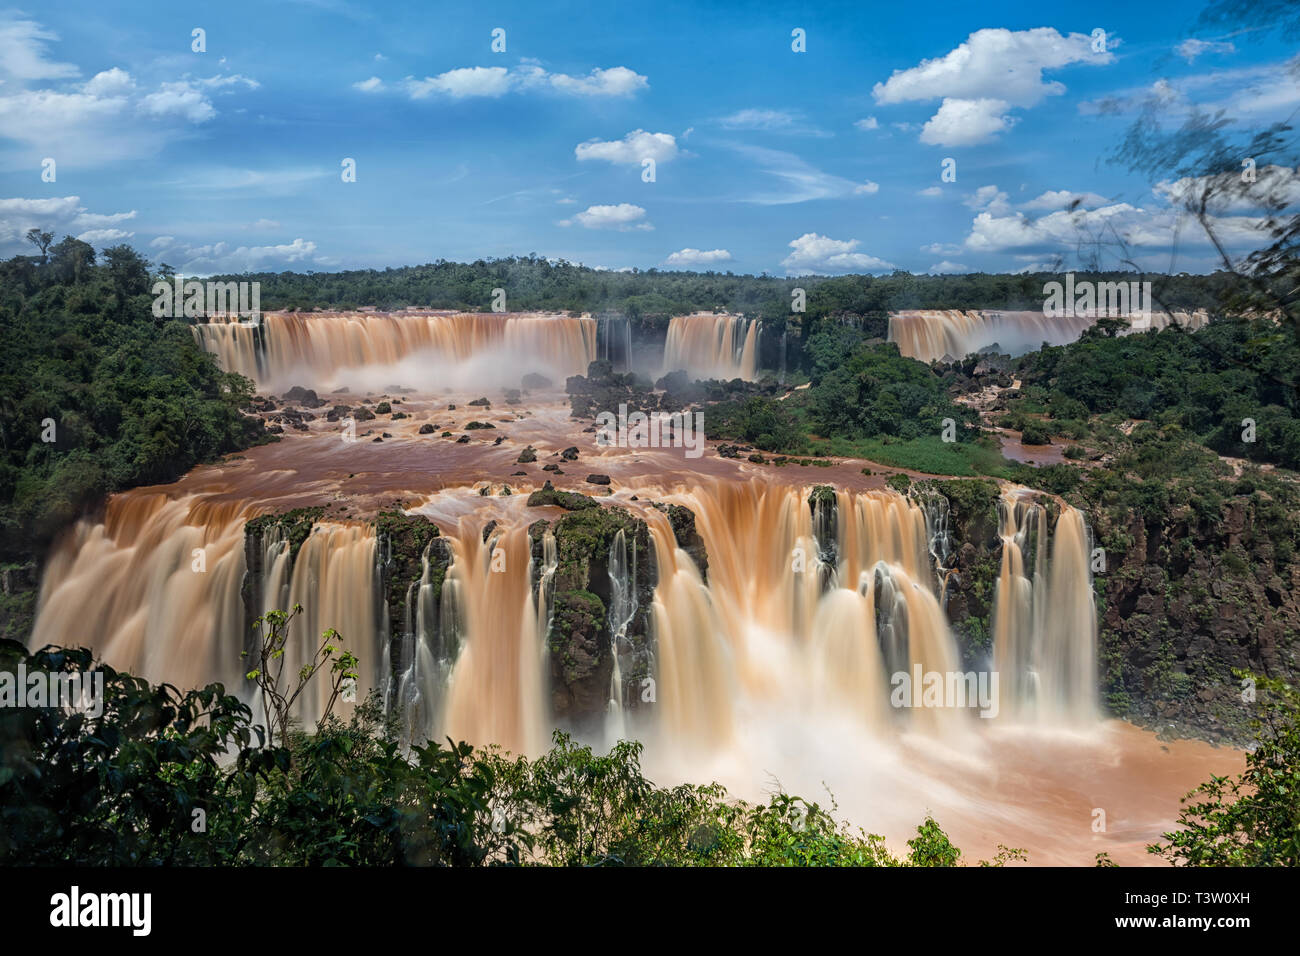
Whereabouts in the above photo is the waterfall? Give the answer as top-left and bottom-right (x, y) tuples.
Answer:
(991, 493), (1098, 724)
(887, 309), (1209, 363)
(29, 479), (1101, 760)
(604, 529), (638, 738)
(193, 310), (599, 390)
(662, 313), (760, 381)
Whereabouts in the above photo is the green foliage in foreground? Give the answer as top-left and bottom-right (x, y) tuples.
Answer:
(1149, 674), (1300, 867)
(3, 634), (1295, 866)
(0, 638), (1027, 867)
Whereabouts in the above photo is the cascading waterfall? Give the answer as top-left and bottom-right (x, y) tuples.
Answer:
(641, 482), (964, 750)
(29, 479), (1101, 760)
(604, 529), (638, 739)
(991, 492), (1098, 725)
(436, 521), (549, 756)
(888, 309), (1209, 363)
(193, 311), (599, 389)
(662, 313), (760, 381)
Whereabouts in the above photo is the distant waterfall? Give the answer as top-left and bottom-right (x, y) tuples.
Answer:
(194, 311), (599, 390)
(888, 309), (1209, 363)
(662, 313), (760, 381)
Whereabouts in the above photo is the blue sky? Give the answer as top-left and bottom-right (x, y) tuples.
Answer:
(1, 0), (1297, 276)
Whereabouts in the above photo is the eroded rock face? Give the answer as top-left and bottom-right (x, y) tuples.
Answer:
(1092, 498), (1300, 744)
(530, 505), (660, 730)
(653, 502), (709, 584)
(374, 510), (452, 692)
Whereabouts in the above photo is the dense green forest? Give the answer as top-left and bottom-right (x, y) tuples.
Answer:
(0, 241), (269, 564)
(219, 255), (1250, 327)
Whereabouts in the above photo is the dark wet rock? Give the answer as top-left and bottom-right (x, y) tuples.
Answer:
(526, 480), (598, 511)
(561, 446), (579, 461)
(517, 445), (537, 463)
(418, 423), (435, 434)
(586, 474), (611, 485)
(456, 435), (471, 444)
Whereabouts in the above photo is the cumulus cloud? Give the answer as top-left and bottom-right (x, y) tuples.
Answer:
(0, 22), (259, 168)
(353, 76), (384, 92)
(575, 130), (678, 164)
(854, 181), (880, 195)
(918, 186), (943, 197)
(1020, 189), (1110, 211)
(560, 203), (652, 231)
(920, 97), (1015, 146)
(0, 196), (137, 252)
(663, 248), (733, 266)
(140, 81), (216, 122)
(162, 237), (323, 273)
(780, 233), (896, 275)
(928, 260), (969, 274)
(399, 63), (647, 100)
(964, 185), (1011, 215)
(874, 28), (1112, 146)
(854, 116), (879, 130)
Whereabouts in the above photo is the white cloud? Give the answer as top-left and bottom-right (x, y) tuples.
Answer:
(247, 218), (281, 230)
(918, 186), (943, 197)
(964, 185), (1011, 215)
(150, 235), (175, 248)
(780, 233), (895, 275)
(1154, 164), (1300, 213)
(83, 67), (134, 97)
(928, 260), (969, 274)
(405, 66), (510, 99)
(168, 237), (323, 273)
(729, 144), (863, 204)
(0, 196), (137, 254)
(77, 227), (133, 244)
(875, 28), (1111, 107)
(140, 81), (216, 122)
(721, 108), (796, 130)
(663, 248), (733, 266)
(0, 24), (260, 170)
(194, 74), (259, 91)
(561, 203), (652, 231)
(1176, 38), (1235, 62)
(545, 65), (646, 96)
(875, 28), (1113, 145)
(854, 181), (880, 195)
(854, 116), (879, 130)
(400, 63), (647, 100)
(0, 17), (79, 82)
(1020, 189), (1110, 211)
(353, 76), (384, 92)
(575, 130), (678, 164)
(920, 97), (1015, 146)
(921, 241), (962, 255)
